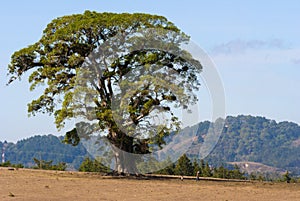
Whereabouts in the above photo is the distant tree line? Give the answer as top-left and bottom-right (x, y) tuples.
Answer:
(78, 154), (246, 180)
(0, 161), (24, 168)
(154, 154), (245, 180)
(32, 158), (67, 171)
(0, 158), (67, 171)
(77, 154), (300, 182)
(1, 154), (298, 182)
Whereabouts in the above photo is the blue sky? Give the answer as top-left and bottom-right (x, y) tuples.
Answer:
(1, 0), (300, 142)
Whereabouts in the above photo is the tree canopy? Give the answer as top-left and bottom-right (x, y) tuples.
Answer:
(7, 11), (202, 174)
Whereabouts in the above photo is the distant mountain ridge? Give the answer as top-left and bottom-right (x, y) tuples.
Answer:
(1, 115), (300, 174)
(187, 115), (300, 175)
(0, 134), (90, 170)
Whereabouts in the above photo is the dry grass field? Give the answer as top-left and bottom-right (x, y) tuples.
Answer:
(0, 167), (299, 201)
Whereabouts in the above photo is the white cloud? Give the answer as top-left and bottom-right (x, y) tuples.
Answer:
(211, 47), (300, 67)
(210, 39), (287, 55)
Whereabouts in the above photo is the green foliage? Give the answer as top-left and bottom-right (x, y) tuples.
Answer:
(202, 162), (212, 177)
(0, 161), (12, 167)
(248, 171), (284, 182)
(156, 163), (175, 175)
(231, 164), (245, 179)
(0, 161), (24, 168)
(33, 158), (67, 171)
(283, 171), (291, 183)
(63, 128), (80, 146)
(174, 154), (194, 176)
(155, 154), (246, 179)
(213, 164), (244, 179)
(7, 11), (202, 174)
(193, 159), (201, 176)
(78, 157), (111, 173)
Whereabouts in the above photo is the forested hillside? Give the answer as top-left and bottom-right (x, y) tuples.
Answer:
(1, 115), (300, 174)
(0, 135), (90, 170)
(187, 115), (300, 175)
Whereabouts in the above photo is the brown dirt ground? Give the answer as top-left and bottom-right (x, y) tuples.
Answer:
(0, 167), (299, 201)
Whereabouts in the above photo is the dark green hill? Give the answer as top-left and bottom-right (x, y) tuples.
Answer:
(187, 115), (300, 175)
(1, 134), (91, 170)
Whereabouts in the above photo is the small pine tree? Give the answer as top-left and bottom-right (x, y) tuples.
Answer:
(231, 164), (244, 179)
(213, 165), (228, 178)
(192, 159), (201, 176)
(174, 154), (193, 176)
(202, 162), (212, 177)
(199, 159), (205, 176)
(79, 157), (94, 172)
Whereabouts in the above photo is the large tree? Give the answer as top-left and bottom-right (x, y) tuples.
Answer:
(8, 11), (202, 174)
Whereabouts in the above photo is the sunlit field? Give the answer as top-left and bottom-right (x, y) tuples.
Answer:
(1, 167), (299, 201)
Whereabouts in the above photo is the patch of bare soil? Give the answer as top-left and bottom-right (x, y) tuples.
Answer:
(0, 167), (299, 201)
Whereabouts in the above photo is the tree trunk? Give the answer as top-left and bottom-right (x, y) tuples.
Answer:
(114, 149), (138, 175)
(109, 130), (139, 175)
